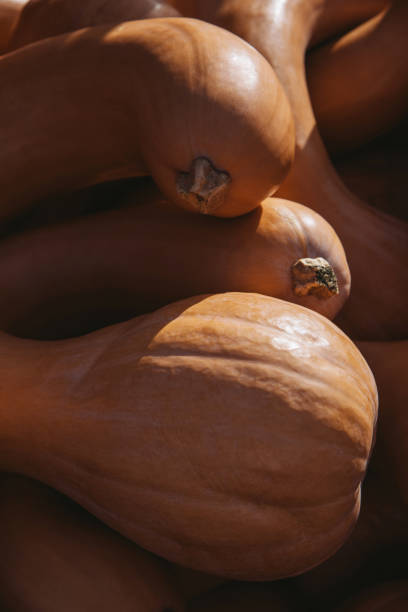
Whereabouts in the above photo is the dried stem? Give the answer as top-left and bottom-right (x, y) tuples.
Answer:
(176, 157), (230, 214)
(291, 257), (339, 300)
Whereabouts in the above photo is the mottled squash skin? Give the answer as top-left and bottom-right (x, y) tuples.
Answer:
(0, 292), (377, 580)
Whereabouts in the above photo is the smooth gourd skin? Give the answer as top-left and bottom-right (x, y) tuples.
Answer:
(6, 0), (387, 54)
(185, 0), (408, 340)
(0, 475), (185, 612)
(0, 292), (377, 580)
(308, 0), (390, 47)
(172, 0), (389, 43)
(0, 181), (350, 339)
(307, 1), (408, 154)
(0, 0), (181, 52)
(0, 17), (294, 221)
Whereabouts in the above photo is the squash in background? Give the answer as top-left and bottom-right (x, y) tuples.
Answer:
(357, 340), (408, 508)
(0, 17), (294, 220)
(2, 0), (387, 55)
(0, 474), (185, 612)
(335, 125), (408, 222)
(0, 0), (180, 53)
(308, 0), (390, 47)
(170, 0), (389, 47)
(0, 292), (377, 580)
(307, 2), (408, 154)
(335, 580), (408, 612)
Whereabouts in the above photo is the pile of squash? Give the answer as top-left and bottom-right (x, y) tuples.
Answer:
(0, 1), (406, 610)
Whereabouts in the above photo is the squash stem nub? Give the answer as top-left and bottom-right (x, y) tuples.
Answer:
(291, 257), (339, 299)
(177, 157), (231, 214)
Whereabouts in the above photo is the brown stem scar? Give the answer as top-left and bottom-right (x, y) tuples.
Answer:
(291, 257), (339, 300)
(176, 157), (230, 214)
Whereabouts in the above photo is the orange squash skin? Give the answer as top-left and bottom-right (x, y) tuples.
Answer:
(292, 341), (408, 609)
(308, 0), (390, 47)
(0, 17), (294, 220)
(0, 292), (377, 580)
(0, 474), (185, 612)
(307, 1), (408, 154)
(4, 0), (386, 54)
(293, 460), (408, 610)
(179, 0), (408, 340)
(0, 182), (350, 339)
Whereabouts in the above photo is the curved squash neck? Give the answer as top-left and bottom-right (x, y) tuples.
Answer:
(0, 322), (131, 476)
(0, 24), (147, 224)
(199, 0), (324, 144)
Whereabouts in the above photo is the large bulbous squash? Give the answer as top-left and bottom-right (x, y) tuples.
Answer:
(0, 293), (377, 579)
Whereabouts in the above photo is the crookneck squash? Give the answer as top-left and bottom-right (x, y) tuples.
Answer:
(0, 474), (185, 612)
(0, 0), (180, 53)
(0, 292), (377, 580)
(307, 1), (408, 154)
(0, 180), (350, 339)
(182, 0), (408, 340)
(0, 17), (294, 220)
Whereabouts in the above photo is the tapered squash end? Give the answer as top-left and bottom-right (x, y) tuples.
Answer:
(291, 257), (339, 300)
(176, 157), (231, 214)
